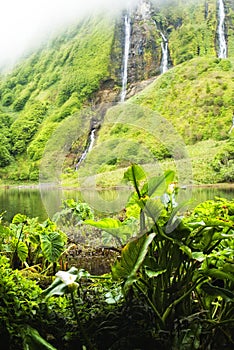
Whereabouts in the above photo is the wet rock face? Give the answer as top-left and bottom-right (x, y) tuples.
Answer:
(226, 0), (234, 46)
(127, 0), (161, 84)
(109, 0), (162, 96)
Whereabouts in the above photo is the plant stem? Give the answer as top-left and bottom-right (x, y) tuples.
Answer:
(131, 165), (141, 200)
(162, 277), (206, 323)
(11, 223), (24, 269)
(135, 281), (165, 329)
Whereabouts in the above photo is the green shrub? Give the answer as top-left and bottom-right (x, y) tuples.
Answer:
(56, 93), (81, 122)
(1, 92), (13, 106)
(212, 137), (234, 181)
(53, 198), (94, 226)
(19, 169), (29, 181)
(27, 122), (57, 161)
(12, 91), (31, 111)
(219, 59), (232, 71)
(0, 256), (44, 348)
(11, 101), (47, 154)
(0, 254), (69, 350)
(0, 146), (12, 167)
(29, 169), (39, 181)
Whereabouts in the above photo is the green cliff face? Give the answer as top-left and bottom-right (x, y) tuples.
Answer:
(0, 15), (116, 181)
(0, 0), (233, 184)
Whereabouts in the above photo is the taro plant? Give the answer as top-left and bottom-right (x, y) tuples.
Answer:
(85, 164), (175, 246)
(0, 213), (67, 273)
(87, 164), (234, 348)
(53, 198), (94, 226)
(84, 216), (137, 247)
(182, 198), (234, 348)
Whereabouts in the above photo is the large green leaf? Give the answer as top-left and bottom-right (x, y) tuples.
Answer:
(40, 232), (65, 263)
(11, 238), (28, 262)
(144, 267), (167, 278)
(85, 218), (133, 245)
(164, 201), (188, 233)
(22, 326), (57, 350)
(12, 213), (28, 224)
(85, 218), (122, 229)
(201, 282), (234, 301)
(17, 241), (28, 262)
(202, 268), (234, 283)
(142, 170), (175, 197)
(123, 163), (146, 190)
(112, 232), (156, 287)
(143, 198), (164, 221)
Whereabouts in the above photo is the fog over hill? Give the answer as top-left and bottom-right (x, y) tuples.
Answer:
(0, 0), (191, 68)
(0, 0), (142, 68)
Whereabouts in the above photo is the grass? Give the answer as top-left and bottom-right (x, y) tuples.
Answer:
(131, 57), (234, 144)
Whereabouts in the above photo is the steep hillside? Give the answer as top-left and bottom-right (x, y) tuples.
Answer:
(132, 56), (234, 184)
(0, 15), (117, 182)
(154, 0), (234, 62)
(0, 0), (233, 185)
(71, 57), (232, 187)
(132, 57), (234, 143)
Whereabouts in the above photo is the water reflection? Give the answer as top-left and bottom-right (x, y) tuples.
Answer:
(0, 187), (48, 222)
(40, 185), (132, 219)
(0, 185), (234, 223)
(186, 186), (234, 207)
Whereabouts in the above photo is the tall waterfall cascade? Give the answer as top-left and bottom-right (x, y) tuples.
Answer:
(75, 129), (95, 170)
(120, 14), (131, 102)
(120, 0), (153, 102)
(217, 0), (227, 58)
(160, 32), (169, 73)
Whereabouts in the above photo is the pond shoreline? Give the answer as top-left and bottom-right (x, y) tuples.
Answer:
(1, 182), (234, 190)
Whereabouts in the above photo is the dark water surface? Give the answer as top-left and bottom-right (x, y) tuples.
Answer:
(0, 185), (234, 223)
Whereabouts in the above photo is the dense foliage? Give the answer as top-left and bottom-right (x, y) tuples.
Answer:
(0, 254), (68, 350)
(0, 15), (115, 182)
(0, 165), (234, 349)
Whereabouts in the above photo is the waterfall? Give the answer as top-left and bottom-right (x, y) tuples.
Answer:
(75, 129), (95, 170)
(217, 0), (227, 58)
(120, 14), (131, 102)
(160, 32), (168, 74)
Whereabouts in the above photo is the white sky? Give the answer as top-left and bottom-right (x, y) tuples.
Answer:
(0, 0), (136, 68)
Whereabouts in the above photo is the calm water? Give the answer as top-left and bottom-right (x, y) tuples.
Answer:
(0, 185), (234, 223)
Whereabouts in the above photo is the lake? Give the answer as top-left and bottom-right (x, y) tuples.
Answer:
(0, 185), (234, 223)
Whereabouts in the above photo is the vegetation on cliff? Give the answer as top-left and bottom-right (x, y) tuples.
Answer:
(0, 0), (233, 185)
(0, 15), (116, 182)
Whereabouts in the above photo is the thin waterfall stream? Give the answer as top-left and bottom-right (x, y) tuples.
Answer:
(217, 0), (227, 58)
(120, 13), (131, 102)
(75, 128), (95, 170)
(76, 11), (132, 169)
(160, 32), (169, 73)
